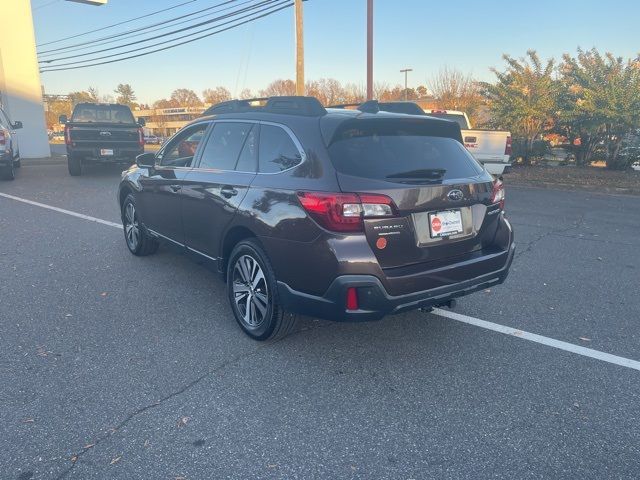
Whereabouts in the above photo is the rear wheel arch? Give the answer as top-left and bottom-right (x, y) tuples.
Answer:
(221, 226), (259, 277)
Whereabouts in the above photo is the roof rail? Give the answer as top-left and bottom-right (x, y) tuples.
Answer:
(326, 103), (361, 109)
(203, 96), (327, 117)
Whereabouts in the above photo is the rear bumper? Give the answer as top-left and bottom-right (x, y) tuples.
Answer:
(67, 147), (143, 163)
(278, 242), (515, 322)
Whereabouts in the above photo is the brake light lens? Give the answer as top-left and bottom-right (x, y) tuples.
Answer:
(505, 135), (512, 156)
(64, 125), (72, 145)
(346, 287), (359, 310)
(491, 179), (505, 210)
(297, 192), (397, 233)
(138, 128), (144, 147)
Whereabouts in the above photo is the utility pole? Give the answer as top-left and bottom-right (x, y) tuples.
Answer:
(400, 68), (413, 100)
(366, 0), (373, 100)
(295, 0), (304, 96)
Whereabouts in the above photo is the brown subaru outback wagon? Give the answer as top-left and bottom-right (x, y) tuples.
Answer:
(118, 97), (515, 340)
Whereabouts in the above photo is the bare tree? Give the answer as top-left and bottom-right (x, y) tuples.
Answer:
(202, 86), (231, 105)
(260, 79), (296, 97)
(427, 67), (483, 123)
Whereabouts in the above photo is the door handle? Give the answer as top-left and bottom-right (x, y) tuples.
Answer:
(220, 186), (238, 198)
(169, 184), (181, 192)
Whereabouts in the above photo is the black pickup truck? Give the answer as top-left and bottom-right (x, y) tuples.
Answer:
(60, 103), (145, 176)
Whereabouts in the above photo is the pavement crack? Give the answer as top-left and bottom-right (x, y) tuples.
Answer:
(515, 214), (586, 259)
(53, 319), (328, 480)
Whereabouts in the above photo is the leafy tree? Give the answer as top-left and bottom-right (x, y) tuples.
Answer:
(68, 91), (97, 106)
(153, 98), (178, 109)
(202, 86), (231, 105)
(170, 88), (202, 107)
(559, 48), (640, 169)
(483, 50), (558, 163)
(114, 83), (136, 106)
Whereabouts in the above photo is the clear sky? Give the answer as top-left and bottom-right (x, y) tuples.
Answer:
(31, 0), (639, 104)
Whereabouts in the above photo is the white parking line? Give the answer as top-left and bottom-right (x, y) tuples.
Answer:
(433, 308), (640, 372)
(2, 191), (639, 372)
(0, 192), (122, 229)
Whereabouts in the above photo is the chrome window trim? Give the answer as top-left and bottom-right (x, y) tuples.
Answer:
(257, 121), (307, 175)
(155, 121), (212, 168)
(190, 119), (307, 175)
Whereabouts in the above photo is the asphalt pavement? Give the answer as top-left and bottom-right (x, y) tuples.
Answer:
(1, 163), (639, 480)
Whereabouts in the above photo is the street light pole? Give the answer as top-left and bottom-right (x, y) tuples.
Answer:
(400, 68), (412, 101)
(366, 0), (373, 100)
(295, 0), (304, 96)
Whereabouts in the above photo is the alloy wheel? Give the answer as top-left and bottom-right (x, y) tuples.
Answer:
(232, 254), (269, 328)
(124, 202), (140, 251)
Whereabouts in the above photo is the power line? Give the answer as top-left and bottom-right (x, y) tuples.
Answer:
(38, 0), (253, 57)
(40, 2), (292, 72)
(39, 0), (275, 65)
(33, 0), (62, 11)
(36, 0), (200, 47)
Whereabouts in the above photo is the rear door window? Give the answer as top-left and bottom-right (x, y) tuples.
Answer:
(198, 122), (256, 171)
(258, 124), (302, 173)
(328, 119), (483, 182)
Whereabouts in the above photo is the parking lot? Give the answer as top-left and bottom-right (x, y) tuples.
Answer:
(1, 161), (639, 479)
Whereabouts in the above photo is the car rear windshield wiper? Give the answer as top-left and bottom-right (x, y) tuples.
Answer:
(386, 168), (446, 179)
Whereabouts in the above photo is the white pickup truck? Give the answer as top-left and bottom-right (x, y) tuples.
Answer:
(424, 110), (512, 175)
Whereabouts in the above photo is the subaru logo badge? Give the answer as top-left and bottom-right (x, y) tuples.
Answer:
(447, 189), (463, 201)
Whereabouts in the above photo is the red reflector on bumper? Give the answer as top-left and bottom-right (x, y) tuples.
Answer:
(346, 287), (359, 310)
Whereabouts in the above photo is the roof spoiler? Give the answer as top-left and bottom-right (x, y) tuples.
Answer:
(204, 96), (327, 117)
(326, 100), (379, 113)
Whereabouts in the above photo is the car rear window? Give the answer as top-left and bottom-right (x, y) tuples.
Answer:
(71, 105), (135, 124)
(327, 119), (483, 182)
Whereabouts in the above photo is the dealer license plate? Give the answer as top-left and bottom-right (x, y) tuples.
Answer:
(428, 210), (463, 238)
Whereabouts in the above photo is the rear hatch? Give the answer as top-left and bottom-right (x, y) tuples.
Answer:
(325, 116), (500, 270)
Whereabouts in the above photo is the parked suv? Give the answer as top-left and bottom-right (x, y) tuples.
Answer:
(118, 97), (515, 340)
(60, 103), (145, 176)
(0, 105), (23, 181)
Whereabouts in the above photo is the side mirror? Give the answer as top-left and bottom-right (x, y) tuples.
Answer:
(12, 121), (23, 130)
(59, 114), (68, 124)
(137, 118), (146, 127)
(136, 152), (156, 169)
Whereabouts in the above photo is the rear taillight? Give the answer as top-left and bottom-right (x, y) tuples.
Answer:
(296, 191), (397, 233)
(0, 130), (5, 146)
(138, 128), (144, 147)
(64, 125), (72, 145)
(491, 179), (505, 210)
(505, 135), (512, 156)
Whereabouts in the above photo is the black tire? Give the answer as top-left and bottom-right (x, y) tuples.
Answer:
(68, 155), (82, 176)
(121, 194), (159, 256)
(1, 149), (15, 180)
(227, 239), (298, 341)
(14, 153), (21, 168)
